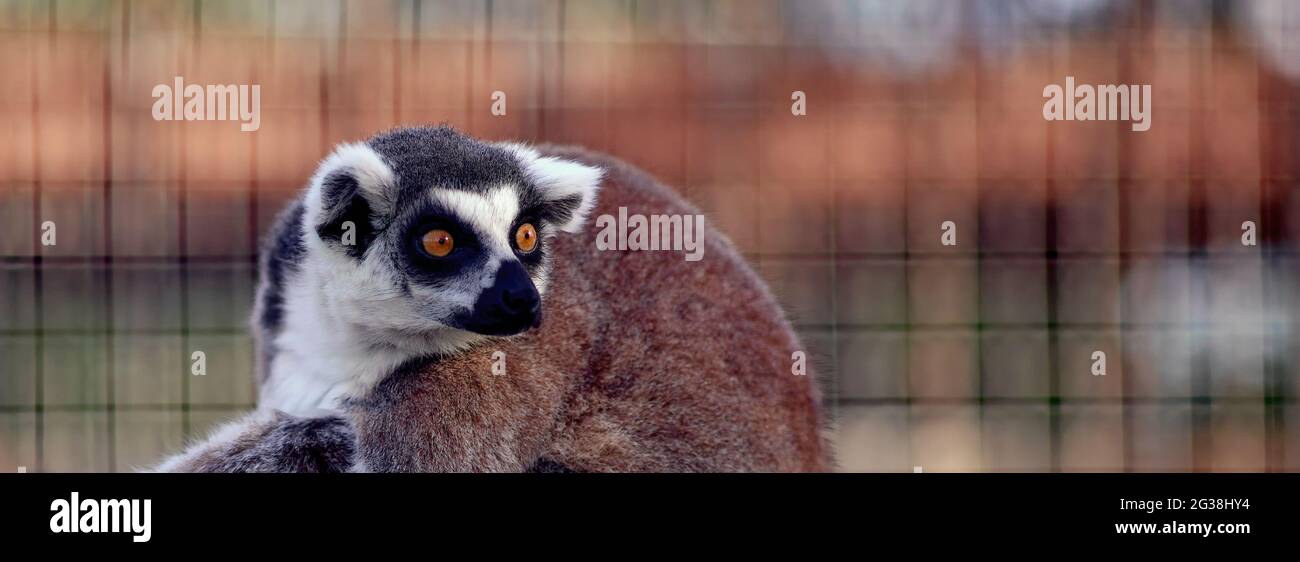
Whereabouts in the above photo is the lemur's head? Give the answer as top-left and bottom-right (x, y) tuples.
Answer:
(302, 126), (601, 351)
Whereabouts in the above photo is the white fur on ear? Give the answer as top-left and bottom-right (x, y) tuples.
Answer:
(506, 145), (603, 233)
(305, 142), (396, 219)
(526, 156), (603, 233)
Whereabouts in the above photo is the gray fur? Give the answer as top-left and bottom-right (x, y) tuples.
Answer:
(368, 126), (533, 199)
(151, 411), (356, 473)
(253, 201), (307, 383)
(151, 404), (570, 473)
(365, 127), (584, 230)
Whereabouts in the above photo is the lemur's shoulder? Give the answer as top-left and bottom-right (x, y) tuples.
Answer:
(552, 149), (828, 471)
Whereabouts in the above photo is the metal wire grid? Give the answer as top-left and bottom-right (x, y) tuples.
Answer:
(0, 0), (1295, 472)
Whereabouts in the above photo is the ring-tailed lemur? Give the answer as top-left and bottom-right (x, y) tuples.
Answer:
(255, 126), (602, 414)
(156, 128), (829, 472)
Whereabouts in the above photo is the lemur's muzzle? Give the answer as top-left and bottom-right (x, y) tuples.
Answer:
(456, 260), (540, 336)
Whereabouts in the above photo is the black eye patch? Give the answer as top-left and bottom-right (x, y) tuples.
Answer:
(509, 211), (548, 270)
(391, 204), (489, 287)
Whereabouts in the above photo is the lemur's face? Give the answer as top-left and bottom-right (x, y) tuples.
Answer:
(302, 127), (601, 349)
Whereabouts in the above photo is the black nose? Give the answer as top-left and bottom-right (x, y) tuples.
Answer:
(501, 283), (539, 316)
(456, 261), (541, 336)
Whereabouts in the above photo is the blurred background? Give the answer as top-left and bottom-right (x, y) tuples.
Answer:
(2, 0), (1299, 472)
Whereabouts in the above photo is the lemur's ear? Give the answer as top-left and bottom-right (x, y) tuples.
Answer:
(521, 154), (603, 233)
(308, 143), (395, 258)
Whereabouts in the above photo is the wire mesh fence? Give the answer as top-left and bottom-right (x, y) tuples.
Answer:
(0, 0), (1298, 472)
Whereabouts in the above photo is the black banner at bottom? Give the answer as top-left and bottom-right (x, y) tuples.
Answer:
(0, 474), (1288, 551)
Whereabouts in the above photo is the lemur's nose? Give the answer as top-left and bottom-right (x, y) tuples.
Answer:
(455, 260), (541, 336)
(502, 284), (540, 315)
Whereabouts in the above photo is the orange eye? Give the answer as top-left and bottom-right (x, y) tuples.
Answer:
(515, 223), (538, 254)
(421, 229), (454, 257)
